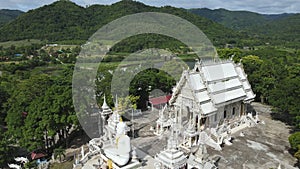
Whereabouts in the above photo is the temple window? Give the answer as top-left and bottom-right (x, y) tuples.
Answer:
(232, 107), (236, 116)
(200, 117), (207, 125)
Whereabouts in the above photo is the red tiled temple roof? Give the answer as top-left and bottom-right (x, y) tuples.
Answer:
(149, 95), (172, 105)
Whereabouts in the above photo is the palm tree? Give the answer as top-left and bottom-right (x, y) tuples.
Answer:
(53, 147), (66, 162)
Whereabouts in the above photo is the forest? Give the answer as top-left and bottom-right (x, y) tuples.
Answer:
(0, 0), (299, 168)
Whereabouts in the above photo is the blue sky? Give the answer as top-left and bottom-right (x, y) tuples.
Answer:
(1, 0), (300, 14)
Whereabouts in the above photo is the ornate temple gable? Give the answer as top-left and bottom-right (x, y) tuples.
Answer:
(169, 67), (218, 117)
(173, 71), (202, 115)
(235, 64), (256, 102)
(169, 70), (188, 105)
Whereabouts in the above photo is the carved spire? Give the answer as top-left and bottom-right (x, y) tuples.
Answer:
(101, 94), (112, 116)
(115, 94), (118, 112)
(102, 94), (109, 110)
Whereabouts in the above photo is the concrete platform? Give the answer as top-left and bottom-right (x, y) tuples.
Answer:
(207, 103), (298, 169)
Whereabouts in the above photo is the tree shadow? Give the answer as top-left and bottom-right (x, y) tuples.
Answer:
(68, 129), (90, 149)
(270, 112), (300, 167)
(270, 111), (297, 133)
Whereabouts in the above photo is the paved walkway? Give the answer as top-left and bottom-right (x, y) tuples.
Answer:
(82, 156), (101, 169)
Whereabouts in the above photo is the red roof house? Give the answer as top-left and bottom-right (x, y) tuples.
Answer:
(31, 152), (46, 160)
(149, 95), (172, 110)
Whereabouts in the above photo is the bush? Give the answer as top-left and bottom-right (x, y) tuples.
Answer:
(289, 132), (300, 159)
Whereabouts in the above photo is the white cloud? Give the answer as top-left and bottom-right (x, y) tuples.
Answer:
(1, 0), (56, 11)
(195, 0), (300, 14)
(0, 0), (299, 14)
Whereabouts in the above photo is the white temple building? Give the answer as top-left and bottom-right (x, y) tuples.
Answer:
(169, 59), (255, 129)
(155, 59), (258, 151)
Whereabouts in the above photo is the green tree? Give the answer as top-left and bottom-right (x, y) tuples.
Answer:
(114, 95), (140, 114)
(5, 67), (78, 153)
(289, 132), (300, 160)
(0, 85), (9, 126)
(241, 55), (264, 102)
(53, 147), (66, 162)
(129, 68), (176, 110)
(217, 48), (243, 61)
(5, 74), (52, 144)
(0, 132), (11, 167)
(269, 77), (300, 126)
(241, 55), (263, 74)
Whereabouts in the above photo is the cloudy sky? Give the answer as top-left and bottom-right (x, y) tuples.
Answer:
(1, 0), (300, 14)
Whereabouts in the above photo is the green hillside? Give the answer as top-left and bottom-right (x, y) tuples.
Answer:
(0, 9), (24, 27)
(189, 8), (268, 30)
(0, 0), (239, 47)
(189, 8), (292, 30)
(254, 14), (300, 45)
(0, 1), (86, 42)
(189, 8), (300, 47)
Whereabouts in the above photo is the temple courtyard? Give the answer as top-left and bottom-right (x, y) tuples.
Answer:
(65, 102), (298, 169)
(206, 102), (298, 169)
(128, 102), (297, 169)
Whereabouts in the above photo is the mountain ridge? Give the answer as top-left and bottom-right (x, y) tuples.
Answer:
(1, 1), (299, 47)
(0, 9), (24, 27)
(189, 8), (295, 30)
(189, 8), (300, 47)
(0, 0), (239, 46)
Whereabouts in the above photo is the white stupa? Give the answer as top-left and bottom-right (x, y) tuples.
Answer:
(101, 95), (113, 118)
(107, 96), (121, 135)
(155, 129), (187, 169)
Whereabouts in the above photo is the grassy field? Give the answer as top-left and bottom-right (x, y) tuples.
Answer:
(0, 39), (42, 48)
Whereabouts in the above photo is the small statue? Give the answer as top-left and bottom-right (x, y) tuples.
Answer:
(107, 159), (113, 169)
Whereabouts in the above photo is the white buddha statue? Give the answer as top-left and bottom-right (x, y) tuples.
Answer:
(104, 118), (131, 166)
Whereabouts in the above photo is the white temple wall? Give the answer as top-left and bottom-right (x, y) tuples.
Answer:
(174, 98), (244, 129)
(207, 101), (243, 128)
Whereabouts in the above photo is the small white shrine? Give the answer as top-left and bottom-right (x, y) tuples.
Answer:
(154, 105), (173, 135)
(73, 97), (142, 169)
(155, 128), (187, 169)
